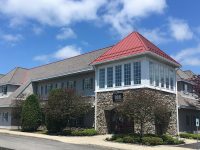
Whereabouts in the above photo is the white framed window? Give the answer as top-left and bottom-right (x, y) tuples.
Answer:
(2, 85), (7, 95)
(124, 63), (131, 86)
(133, 62), (141, 85)
(99, 68), (105, 88)
(170, 69), (174, 90)
(149, 62), (154, 85)
(165, 68), (169, 89)
(107, 67), (113, 88)
(40, 86), (44, 95)
(155, 64), (159, 87)
(160, 66), (165, 88)
(115, 65), (122, 87)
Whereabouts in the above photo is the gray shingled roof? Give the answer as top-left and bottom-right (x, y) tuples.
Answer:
(0, 67), (28, 86)
(0, 46), (111, 107)
(177, 69), (194, 81)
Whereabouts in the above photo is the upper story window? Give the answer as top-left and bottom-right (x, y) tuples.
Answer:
(133, 62), (141, 85)
(107, 67), (113, 88)
(155, 64), (159, 87)
(170, 69), (174, 90)
(149, 62), (154, 85)
(124, 63), (131, 86)
(165, 68), (169, 89)
(160, 66), (165, 88)
(2, 85), (7, 95)
(83, 78), (93, 90)
(99, 68), (105, 88)
(61, 82), (65, 89)
(115, 65), (122, 87)
(45, 85), (48, 95)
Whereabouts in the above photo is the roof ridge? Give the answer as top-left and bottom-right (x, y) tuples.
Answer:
(8, 67), (19, 84)
(135, 32), (149, 50)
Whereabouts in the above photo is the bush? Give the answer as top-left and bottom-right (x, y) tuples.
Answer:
(161, 134), (184, 145)
(142, 137), (163, 146)
(71, 129), (98, 136)
(123, 136), (134, 143)
(115, 138), (124, 143)
(180, 133), (200, 140)
(21, 95), (42, 132)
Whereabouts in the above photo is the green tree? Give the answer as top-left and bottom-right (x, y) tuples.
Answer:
(45, 89), (91, 133)
(21, 94), (42, 132)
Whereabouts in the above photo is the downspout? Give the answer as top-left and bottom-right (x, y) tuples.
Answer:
(94, 66), (98, 130)
(175, 69), (180, 136)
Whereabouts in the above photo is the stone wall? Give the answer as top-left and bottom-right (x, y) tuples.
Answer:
(96, 88), (177, 135)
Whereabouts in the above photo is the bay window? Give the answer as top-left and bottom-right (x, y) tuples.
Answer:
(115, 65), (122, 87)
(170, 69), (174, 90)
(155, 64), (159, 87)
(99, 68), (105, 88)
(107, 67), (113, 87)
(124, 63), (131, 86)
(165, 68), (169, 89)
(149, 62), (154, 85)
(133, 62), (141, 84)
(160, 66), (165, 88)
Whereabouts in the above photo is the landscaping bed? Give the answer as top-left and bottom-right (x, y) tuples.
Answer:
(106, 134), (185, 146)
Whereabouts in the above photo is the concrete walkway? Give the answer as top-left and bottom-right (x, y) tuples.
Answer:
(0, 129), (197, 150)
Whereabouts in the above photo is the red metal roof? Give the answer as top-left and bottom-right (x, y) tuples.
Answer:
(91, 32), (180, 66)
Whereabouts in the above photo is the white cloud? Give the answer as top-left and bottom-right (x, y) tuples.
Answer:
(0, 0), (106, 26)
(34, 45), (81, 62)
(169, 18), (193, 41)
(56, 28), (76, 40)
(141, 28), (169, 44)
(54, 45), (81, 59)
(0, 34), (23, 42)
(172, 44), (200, 66)
(103, 0), (167, 37)
(0, 0), (167, 37)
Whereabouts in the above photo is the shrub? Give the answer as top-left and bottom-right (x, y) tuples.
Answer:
(142, 137), (163, 146)
(161, 134), (184, 145)
(123, 136), (134, 143)
(71, 129), (98, 136)
(180, 133), (200, 140)
(21, 95), (42, 132)
(115, 138), (124, 143)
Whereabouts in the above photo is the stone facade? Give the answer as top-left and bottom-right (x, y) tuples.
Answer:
(96, 88), (177, 135)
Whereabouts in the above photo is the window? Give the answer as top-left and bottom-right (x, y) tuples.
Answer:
(47, 84), (53, 92)
(183, 83), (188, 94)
(61, 82), (65, 89)
(40, 86), (44, 95)
(45, 85), (48, 95)
(99, 68), (105, 88)
(115, 65), (122, 86)
(83, 78), (93, 90)
(165, 68), (169, 89)
(133, 62), (141, 84)
(107, 67), (113, 87)
(2, 112), (8, 122)
(155, 64), (159, 87)
(67, 81), (76, 89)
(124, 63), (131, 86)
(170, 69), (174, 90)
(160, 66), (164, 88)
(149, 62), (154, 85)
(2, 85), (7, 95)
(55, 83), (58, 89)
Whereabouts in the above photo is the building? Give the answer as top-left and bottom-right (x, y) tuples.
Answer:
(0, 32), (199, 134)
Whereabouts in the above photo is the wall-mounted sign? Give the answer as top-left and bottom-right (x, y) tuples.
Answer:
(113, 92), (123, 102)
(196, 118), (199, 127)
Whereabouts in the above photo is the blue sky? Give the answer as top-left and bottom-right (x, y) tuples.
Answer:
(0, 0), (200, 74)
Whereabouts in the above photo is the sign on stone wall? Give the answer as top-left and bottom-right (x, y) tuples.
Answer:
(113, 92), (123, 102)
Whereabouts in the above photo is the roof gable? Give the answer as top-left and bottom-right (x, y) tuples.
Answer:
(0, 67), (28, 85)
(92, 32), (180, 66)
